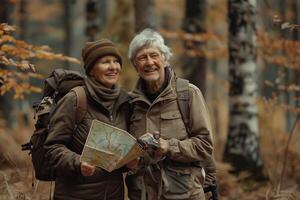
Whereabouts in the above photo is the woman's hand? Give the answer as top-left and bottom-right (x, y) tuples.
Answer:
(80, 161), (96, 176)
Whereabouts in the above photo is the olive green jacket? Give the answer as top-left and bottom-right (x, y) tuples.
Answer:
(127, 67), (214, 200)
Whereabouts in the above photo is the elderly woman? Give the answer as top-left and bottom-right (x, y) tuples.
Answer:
(45, 39), (130, 200)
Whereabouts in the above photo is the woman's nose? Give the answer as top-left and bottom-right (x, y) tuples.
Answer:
(108, 61), (118, 69)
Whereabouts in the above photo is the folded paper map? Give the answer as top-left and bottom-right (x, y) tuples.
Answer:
(80, 119), (144, 172)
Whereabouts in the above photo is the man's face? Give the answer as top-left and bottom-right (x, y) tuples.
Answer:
(134, 46), (167, 86)
(89, 55), (121, 88)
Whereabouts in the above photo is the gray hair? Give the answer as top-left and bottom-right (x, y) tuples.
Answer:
(128, 28), (173, 62)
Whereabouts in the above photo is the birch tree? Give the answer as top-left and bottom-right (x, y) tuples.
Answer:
(224, 0), (263, 172)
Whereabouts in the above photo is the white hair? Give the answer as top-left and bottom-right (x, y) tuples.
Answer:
(128, 28), (173, 62)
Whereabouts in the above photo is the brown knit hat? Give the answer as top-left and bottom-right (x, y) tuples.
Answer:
(82, 39), (122, 74)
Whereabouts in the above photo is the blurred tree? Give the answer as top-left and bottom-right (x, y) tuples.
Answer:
(63, 0), (74, 69)
(282, 0), (300, 130)
(0, 0), (16, 127)
(85, 0), (99, 41)
(19, 0), (27, 41)
(258, 0), (277, 99)
(294, 0), (300, 107)
(133, 0), (157, 32)
(98, 0), (107, 32)
(181, 0), (207, 95)
(18, 0), (30, 125)
(224, 0), (263, 173)
(279, 0), (294, 131)
(85, 0), (107, 41)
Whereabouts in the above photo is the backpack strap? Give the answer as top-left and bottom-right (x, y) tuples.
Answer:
(72, 86), (87, 124)
(176, 78), (191, 135)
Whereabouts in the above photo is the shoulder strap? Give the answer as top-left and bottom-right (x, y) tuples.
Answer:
(72, 86), (87, 124)
(176, 78), (191, 135)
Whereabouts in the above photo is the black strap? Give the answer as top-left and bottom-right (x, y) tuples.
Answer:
(176, 78), (191, 135)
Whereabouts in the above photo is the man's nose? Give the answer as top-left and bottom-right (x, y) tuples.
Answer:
(145, 55), (154, 65)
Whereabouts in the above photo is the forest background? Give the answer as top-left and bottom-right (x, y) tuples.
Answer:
(0, 0), (299, 199)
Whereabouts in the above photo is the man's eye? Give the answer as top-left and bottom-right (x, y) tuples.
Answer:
(151, 54), (159, 58)
(138, 56), (146, 61)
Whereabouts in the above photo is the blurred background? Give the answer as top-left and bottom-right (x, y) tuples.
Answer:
(0, 0), (299, 199)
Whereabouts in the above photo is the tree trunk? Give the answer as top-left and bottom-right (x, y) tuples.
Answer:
(63, 0), (73, 69)
(19, 0), (27, 40)
(18, 0), (30, 125)
(85, 0), (97, 41)
(224, 0), (263, 172)
(85, 0), (107, 41)
(133, 0), (157, 32)
(98, 0), (107, 31)
(295, 0), (300, 107)
(0, 0), (17, 128)
(181, 0), (207, 95)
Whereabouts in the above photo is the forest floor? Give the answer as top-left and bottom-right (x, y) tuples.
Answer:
(0, 121), (299, 200)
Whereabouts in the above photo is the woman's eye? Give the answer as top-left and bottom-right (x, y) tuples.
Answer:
(101, 60), (110, 64)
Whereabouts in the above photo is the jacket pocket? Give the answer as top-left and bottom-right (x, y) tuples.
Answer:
(160, 110), (187, 139)
(161, 166), (193, 199)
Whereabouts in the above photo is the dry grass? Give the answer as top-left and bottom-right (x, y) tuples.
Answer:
(0, 125), (52, 200)
(258, 100), (300, 200)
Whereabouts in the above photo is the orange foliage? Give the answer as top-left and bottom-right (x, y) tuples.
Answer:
(257, 32), (300, 71)
(0, 23), (80, 99)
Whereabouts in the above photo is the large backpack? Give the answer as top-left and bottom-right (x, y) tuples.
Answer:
(21, 69), (87, 181)
(176, 78), (218, 198)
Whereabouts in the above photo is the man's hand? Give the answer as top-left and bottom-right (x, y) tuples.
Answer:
(80, 161), (96, 176)
(137, 132), (160, 150)
(155, 138), (169, 155)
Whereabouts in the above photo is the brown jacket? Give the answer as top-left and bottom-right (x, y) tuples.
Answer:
(126, 67), (214, 200)
(44, 78), (130, 200)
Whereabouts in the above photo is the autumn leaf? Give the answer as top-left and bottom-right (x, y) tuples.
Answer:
(0, 35), (16, 43)
(0, 23), (80, 98)
(0, 23), (17, 34)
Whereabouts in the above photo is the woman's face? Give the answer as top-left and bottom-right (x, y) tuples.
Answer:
(89, 55), (121, 88)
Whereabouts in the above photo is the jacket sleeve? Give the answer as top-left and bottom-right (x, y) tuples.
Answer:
(203, 156), (217, 187)
(44, 91), (82, 177)
(166, 84), (214, 164)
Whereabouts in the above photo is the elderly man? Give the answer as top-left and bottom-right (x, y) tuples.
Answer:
(126, 28), (217, 200)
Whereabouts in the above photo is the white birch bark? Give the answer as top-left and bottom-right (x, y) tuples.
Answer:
(224, 0), (263, 171)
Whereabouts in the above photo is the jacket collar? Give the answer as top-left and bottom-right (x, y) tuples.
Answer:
(130, 67), (177, 105)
